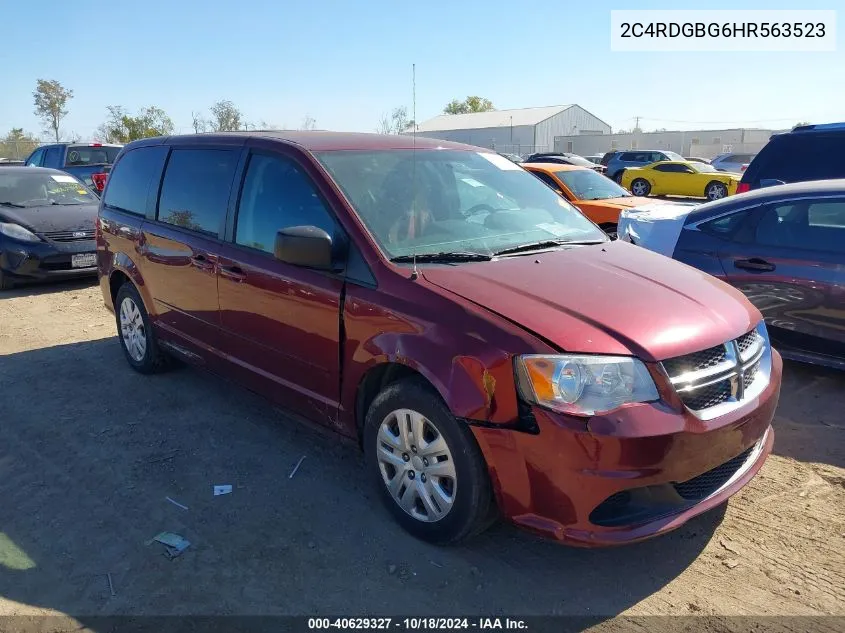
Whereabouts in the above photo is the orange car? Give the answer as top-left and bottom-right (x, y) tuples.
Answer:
(522, 163), (664, 238)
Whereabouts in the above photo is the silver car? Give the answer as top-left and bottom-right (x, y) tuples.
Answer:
(710, 152), (755, 173)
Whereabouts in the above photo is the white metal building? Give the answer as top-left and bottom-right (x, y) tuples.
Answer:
(553, 128), (785, 159)
(411, 105), (611, 155)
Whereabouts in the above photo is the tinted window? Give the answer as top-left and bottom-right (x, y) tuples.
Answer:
(43, 147), (63, 168)
(755, 199), (845, 253)
(235, 153), (336, 253)
(699, 211), (747, 237)
(530, 171), (562, 191)
(750, 134), (845, 184)
(158, 149), (238, 235)
(654, 163), (675, 172)
(620, 152), (639, 161)
(26, 148), (45, 166)
(103, 146), (168, 216)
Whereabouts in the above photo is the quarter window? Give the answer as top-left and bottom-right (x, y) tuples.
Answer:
(103, 146), (169, 216)
(235, 153), (336, 254)
(158, 149), (238, 235)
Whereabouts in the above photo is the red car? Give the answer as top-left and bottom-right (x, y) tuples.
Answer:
(97, 132), (782, 546)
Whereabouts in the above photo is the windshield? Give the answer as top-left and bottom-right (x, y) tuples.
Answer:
(65, 145), (121, 166)
(0, 171), (94, 206)
(690, 163), (718, 173)
(316, 150), (606, 259)
(556, 169), (631, 200)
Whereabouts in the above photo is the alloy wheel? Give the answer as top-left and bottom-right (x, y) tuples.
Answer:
(120, 296), (147, 362)
(708, 183), (727, 200)
(376, 408), (457, 522)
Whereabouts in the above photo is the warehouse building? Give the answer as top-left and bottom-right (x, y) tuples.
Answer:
(553, 128), (785, 160)
(411, 105), (611, 155)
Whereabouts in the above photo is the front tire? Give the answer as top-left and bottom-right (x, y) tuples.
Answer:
(630, 178), (651, 197)
(115, 282), (169, 374)
(706, 181), (728, 201)
(363, 378), (495, 544)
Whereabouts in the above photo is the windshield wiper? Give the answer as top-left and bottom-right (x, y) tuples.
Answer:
(0, 201), (25, 208)
(494, 239), (605, 256)
(390, 251), (493, 263)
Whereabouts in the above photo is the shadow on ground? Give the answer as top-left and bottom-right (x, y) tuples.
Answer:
(0, 338), (729, 626)
(772, 360), (845, 469)
(2, 276), (99, 299)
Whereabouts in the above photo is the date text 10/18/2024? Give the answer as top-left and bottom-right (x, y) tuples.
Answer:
(308, 618), (528, 630)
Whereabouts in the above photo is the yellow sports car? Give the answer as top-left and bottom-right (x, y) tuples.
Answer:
(620, 161), (740, 201)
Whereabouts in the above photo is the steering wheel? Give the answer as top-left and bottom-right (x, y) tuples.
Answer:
(463, 203), (496, 217)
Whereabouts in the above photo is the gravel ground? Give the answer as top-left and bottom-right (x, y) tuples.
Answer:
(0, 279), (843, 630)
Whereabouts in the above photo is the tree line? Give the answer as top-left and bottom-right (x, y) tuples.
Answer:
(3, 79), (498, 158)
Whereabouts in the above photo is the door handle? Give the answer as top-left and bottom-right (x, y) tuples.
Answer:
(219, 264), (246, 282)
(734, 258), (775, 272)
(190, 254), (216, 271)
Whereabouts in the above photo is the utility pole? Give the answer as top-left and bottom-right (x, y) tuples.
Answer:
(634, 116), (641, 130)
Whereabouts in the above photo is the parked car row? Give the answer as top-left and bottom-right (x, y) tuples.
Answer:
(618, 122), (845, 371)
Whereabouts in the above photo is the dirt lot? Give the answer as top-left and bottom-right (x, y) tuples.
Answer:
(0, 279), (843, 629)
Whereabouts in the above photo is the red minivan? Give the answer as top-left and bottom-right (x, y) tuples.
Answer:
(97, 132), (782, 546)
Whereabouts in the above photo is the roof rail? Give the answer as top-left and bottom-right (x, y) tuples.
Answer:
(792, 122), (845, 133)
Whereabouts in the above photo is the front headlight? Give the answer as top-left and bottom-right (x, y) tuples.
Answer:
(515, 354), (659, 416)
(0, 222), (41, 243)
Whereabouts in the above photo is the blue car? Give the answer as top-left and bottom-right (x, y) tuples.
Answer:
(618, 180), (845, 370)
(25, 142), (123, 195)
(606, 149), (685, 183)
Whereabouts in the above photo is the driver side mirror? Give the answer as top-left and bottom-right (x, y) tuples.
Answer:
(274, 225), (339, 271)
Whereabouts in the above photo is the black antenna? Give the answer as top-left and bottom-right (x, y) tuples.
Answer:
(410, 62), (419, 280)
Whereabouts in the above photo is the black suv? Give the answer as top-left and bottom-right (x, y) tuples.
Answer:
(739, 123), (845, 193)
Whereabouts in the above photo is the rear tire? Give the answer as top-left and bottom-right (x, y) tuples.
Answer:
(114, 282), (169, 374)
(631, 178), (651, 197)
(363, 378), (496, 544)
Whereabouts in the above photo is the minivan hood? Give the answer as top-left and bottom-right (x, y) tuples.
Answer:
(422, 240), (760, 362)
(0, 203), (97, 234)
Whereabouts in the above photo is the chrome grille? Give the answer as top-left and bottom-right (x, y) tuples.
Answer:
(661, 323), (771, 420)
(42, 229), (95, 242)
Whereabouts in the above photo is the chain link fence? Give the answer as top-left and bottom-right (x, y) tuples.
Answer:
(0, 140), (47, 161)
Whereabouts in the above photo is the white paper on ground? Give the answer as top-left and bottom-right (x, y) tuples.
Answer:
(617, 202), (698, 257)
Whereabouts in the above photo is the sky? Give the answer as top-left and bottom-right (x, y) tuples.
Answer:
(1, 0), (842, 140)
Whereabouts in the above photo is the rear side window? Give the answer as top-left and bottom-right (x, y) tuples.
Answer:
(748, 134), (845, 184)
(43, 147), (63, 168)
(26, 148), (45, 166)
(65, 145), (122, 166)
(158, 149), (238, 236)
(103, 146), (168, 216)
(235, 153), (336, 253)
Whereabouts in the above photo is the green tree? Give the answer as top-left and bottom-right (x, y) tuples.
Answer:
(209, 100), (243, 132)
(33, 79), (73, 142)
(377, 106), (414, 134)
(0, 128), (40, 160)
(443, 96), (494, 115)
(97, 105), (175, 143)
